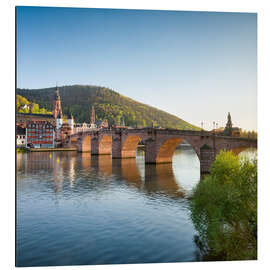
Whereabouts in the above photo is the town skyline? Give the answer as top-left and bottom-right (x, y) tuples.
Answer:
(17, 83), (256, 132)
(17, 7), (257, 131)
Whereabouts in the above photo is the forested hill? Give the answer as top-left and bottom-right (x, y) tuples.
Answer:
(17, 85), (199, 130)
(17, 94), (52, 115)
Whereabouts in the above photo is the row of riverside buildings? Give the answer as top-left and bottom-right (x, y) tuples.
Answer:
(16, 87), (109, 148)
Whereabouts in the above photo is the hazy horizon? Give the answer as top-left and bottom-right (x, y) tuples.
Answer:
(16, 7), (257, 131)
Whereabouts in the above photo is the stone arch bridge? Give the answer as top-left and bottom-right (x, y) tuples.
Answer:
(64, 128), (257, 174)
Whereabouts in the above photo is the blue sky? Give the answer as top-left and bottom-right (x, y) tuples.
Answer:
(16, 7), (257, 131)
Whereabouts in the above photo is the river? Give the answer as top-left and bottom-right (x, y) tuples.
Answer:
(16, 147), (255, 266)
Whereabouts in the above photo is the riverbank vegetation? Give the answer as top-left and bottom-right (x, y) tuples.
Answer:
(189, 151), (257, 261)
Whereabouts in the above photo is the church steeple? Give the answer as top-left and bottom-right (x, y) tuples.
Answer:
(226, 112), (232, 129)
(224, 112), (233, 136)
(91, 105), (95, 124)
(55, 87), (60, 100)
(53, 86), (62, 119)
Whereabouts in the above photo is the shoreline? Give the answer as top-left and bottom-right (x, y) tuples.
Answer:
(29, 148), (77, 152)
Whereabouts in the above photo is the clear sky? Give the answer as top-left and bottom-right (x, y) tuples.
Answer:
(16, 6), (257, 131)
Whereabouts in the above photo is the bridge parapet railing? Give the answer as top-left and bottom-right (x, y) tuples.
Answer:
(71, 126), (256, 139)
(214, 135), (257, 142)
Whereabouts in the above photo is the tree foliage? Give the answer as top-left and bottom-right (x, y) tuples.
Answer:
(16, 94), (52, 115)
(17, 85), (199, 130)
(189, 151), (257, 261)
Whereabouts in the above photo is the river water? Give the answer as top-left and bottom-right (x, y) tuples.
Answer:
(16, 147), (255, 266)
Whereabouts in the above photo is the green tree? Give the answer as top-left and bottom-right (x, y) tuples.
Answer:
(190, 151), (257, 261)
(16, 94), (52, 115)
(31, 103), (40, 113)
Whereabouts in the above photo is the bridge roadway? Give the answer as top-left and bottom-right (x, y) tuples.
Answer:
(64, 128), (257, 173)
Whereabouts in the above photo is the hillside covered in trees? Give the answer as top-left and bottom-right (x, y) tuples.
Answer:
(16, 94), (52, 115)
(17, 85), (199, 130)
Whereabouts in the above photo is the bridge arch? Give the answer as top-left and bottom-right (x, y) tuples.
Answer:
(155, 136), (200, 164)
(121, 135), (141, 158)
(156, 137), (184, 163)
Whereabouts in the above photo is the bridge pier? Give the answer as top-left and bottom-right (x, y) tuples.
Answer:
(78, 136), (91, 152)
(112, 136), (122, 158)
(199, 144), (216, 174)
(112, 140), (138, 158)
(91, 137), (99, 155)
(145, 138), (157, 164)
(112, 132), (139, 159)
(89, 133), (112, 155)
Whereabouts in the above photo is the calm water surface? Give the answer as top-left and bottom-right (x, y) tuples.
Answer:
(16, 147), (255, 266)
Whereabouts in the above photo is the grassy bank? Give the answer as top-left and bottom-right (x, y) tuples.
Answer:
(189, 151), (257, 261)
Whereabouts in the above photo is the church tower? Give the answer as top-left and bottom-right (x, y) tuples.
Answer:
(56, 111), (63, 130)
(91, 105), (95, 124)
(90, 105), (97, 129)
(224, 112), (233, 136)
(53, 86), (63, 119)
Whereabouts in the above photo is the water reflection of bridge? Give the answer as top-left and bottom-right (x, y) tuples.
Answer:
(17, 152), (185, 198)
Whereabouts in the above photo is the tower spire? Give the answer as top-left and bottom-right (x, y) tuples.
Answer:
(224, 112), (233, 136)
(226, 112), (233, 129)
(53, 85), (62, 119)
(91, 105), (95, 124)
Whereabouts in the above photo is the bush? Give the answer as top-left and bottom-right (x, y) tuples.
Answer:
(190, 150), (257, 261)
